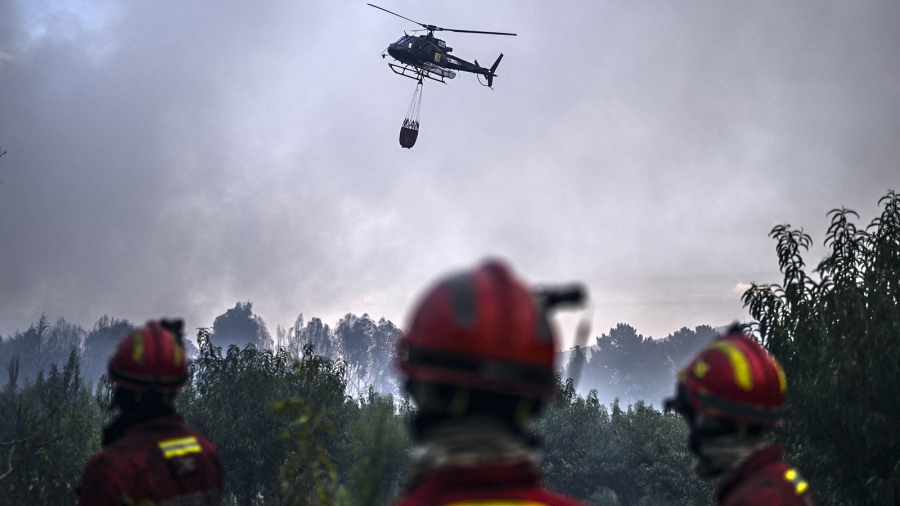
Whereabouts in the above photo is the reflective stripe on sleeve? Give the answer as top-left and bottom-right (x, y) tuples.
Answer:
(784, 468), (809, 495)
(158, 436), (202, 459)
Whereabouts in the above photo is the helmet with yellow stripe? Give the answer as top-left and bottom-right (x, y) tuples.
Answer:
(107, 320), (189, 393)
(670, 326), (786, 427)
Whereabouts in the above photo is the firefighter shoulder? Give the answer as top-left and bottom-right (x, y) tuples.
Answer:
(77, 320), (223, 506)
(393, 259), (587, 506)
(664, 326), (815, 506)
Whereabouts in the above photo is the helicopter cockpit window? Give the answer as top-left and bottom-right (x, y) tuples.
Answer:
(394, 35), (411, 45)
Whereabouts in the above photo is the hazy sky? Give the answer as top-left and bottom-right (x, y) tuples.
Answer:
(1, 1), (897, 347)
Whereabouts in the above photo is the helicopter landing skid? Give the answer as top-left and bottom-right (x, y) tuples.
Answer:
(388, 63), (447, 84)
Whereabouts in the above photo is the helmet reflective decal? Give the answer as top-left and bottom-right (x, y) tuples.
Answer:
(130, 330), (145, 365)
(172, 335), (183, 366)
(708, 340), (753, 391)
(693, 359), (710, 379)
(775, 358), (787, 393)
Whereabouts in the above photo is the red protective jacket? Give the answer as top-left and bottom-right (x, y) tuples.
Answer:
(716, 445), (815, 506)
(393, 461), (586, 506)
(78, 414), (223, 506)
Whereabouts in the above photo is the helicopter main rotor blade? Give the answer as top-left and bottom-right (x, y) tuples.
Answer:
(367, 4), (427, 29)
(368, 4), (516, 36)
(439, 28), (517, 36)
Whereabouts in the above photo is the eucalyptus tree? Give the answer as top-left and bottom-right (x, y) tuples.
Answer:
(0, 316), (50, 384)
(333, 314), (402, 396)
(82, 315), (134, 384)
(334, 314), (376, 397)
(367, 318), (402, 396)
(209, 301), (273, 350)
(286, 314), (338, 361)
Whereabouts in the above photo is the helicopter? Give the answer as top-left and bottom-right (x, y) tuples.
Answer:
(368, 4), (516, 88)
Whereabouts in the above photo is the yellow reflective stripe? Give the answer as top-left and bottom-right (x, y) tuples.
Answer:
(784, 468), (809, 495)
(119, 495), (156, 506)
(131, 330), (145, 364)
(708, 341), (753, 391)
(158, 436), (202, 459)
(444, 502), (547, 506)
(172, 335), (183, 366)
(775, 359), (787, 393)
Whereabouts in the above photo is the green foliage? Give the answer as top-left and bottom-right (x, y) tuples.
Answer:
(0, 310), (736, 506)
(276, 342), (354, 506)
(180, 331), (348, 506)
(0, 348), (101, 505)
(534, 375), (713, 506)
(277, 397), (341, 506)
(743, 190), (900, 505)
(537, 378), (615, 500)
(609, 401), (711, 505)
(338, 388), (411, 506)
(279, 385), (412, 506)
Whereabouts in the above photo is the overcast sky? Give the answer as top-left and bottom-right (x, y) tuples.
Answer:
(1, 1), (897, 348)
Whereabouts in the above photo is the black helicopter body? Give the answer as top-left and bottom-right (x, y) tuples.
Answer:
(369, 4), (515, 87)
(385, 33), (504, 86)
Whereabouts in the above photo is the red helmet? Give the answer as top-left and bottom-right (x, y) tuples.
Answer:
(397, 259), (557, 400)
(108, 321), (188, 393)
(675, 328), (786, 426)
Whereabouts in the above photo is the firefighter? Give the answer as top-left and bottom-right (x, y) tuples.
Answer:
(78, 320), (223, 506)
(664, 325), (815, 506)
(393, 259), (587, 506)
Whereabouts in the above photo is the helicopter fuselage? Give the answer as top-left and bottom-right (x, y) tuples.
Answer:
(369, 4), (513, 87)
(386, 34), (491, 80)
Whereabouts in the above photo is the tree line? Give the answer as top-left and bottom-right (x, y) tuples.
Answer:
(0, 304), (404, 398)
(1, 190), (897, 505)
(0, 329), (709, 505)
(563, 323), (719, 407)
